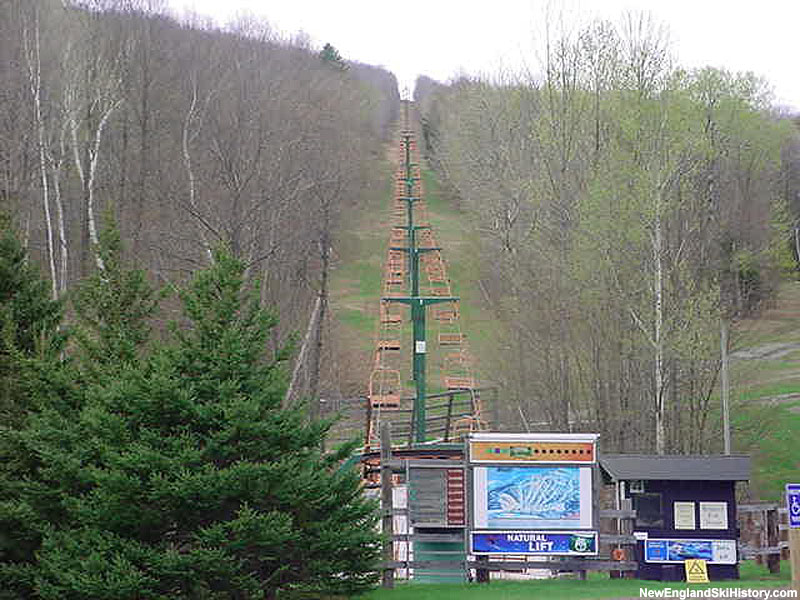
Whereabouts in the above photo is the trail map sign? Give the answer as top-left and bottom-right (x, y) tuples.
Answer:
(468, 433), (599, 556)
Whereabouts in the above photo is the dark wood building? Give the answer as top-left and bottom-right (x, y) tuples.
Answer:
(600, 454), (750, 581)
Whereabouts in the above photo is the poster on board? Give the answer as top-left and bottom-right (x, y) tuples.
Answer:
(473, 465), (593, 529)
(644, 538), (737, 564)
(699, 502), (728, 529)
(673, 501), (696, 530)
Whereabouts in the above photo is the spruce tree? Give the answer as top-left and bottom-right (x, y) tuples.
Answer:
(71, 215), (162, 380)
(1, 215), (161, 598)
(0, 214), (67, 599)
(0, 213), (63, 423)
(24, 247), (379, 598)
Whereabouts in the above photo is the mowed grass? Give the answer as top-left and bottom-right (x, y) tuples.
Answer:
(720, 281), (800, 500)
(358, 560), (790, 600)
(732, 395), (800, 500)
(329, 159), (394, 356)
(418, 168), (498, 382)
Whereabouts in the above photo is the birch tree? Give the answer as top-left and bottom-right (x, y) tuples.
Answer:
(64, 8), (128, 274)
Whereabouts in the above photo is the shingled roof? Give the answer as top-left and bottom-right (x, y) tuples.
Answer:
(599, 454), (750, 482)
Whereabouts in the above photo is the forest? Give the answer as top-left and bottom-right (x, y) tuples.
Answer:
(416, 15), (800, 455)
(0, 0), (400, 405)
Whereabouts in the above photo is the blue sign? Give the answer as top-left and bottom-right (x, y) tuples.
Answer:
(787, 484), (800, 529)
(644, 538), (737, 564)
(471, 531), (597, 556)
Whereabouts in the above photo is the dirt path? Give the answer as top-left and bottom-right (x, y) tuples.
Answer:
(731, 341), (800, 361)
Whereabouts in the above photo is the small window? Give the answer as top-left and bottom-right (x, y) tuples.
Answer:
(634, 492), (664, 528)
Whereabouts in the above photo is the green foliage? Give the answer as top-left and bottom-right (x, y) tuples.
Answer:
(0, 213), (64, 421)
(1, 243), (380, 599)
(422, 22), (794, 450)
(72, 214), (163, 380)
(768, 196), (797, 276)
(319, 42), (347, 70)
(0, 215), (68, 599)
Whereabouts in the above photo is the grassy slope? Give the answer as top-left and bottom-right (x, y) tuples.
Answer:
(359, 561), (790, 599)
(328, 157), (394, 398)
(419, 168), (496, 372)
(328, 151), (496, 404)
(329, 129), (800, 499)
(725, 281), (800, 500)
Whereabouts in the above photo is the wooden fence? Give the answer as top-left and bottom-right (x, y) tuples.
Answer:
(738, 503), (790, 573)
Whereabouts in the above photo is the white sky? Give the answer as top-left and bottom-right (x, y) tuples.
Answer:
(165, 0), (800, 110)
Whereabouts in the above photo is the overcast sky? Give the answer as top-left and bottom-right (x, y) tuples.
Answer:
(165, 0), (799, 110)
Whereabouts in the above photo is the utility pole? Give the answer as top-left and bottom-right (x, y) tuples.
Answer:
(721, 319), (731, 455)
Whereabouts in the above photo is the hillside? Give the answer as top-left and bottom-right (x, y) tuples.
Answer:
(0, 0), (399, 410)
(327, 108), (800, 501)
(729, 282), (800, 500)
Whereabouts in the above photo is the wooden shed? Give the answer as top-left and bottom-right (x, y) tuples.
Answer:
(599, 454), (750, 581)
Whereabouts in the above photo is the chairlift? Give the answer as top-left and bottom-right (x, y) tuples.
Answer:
(377, 338), (401, 351)
(380, 303), (402, 324)
(452, 415), (487, 440)
(439, 332), (465, 346)
(435, 307), (459, 323)
(369, 368), (402, 409)
(444, 376), (475, 390)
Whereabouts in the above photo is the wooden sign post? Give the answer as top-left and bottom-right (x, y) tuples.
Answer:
(791, 528), (800, 596)
(381, 423), (394, 589)
(787, 484), (800, 595)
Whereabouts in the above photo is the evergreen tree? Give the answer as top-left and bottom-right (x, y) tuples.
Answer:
(0, 213), (63, 423)
(1, 215), (161, 598)
(71, 214), (162, 380)
(0, 214), (67, 598)
(319, 42), (348, 70)
(14, 247), (379, 598)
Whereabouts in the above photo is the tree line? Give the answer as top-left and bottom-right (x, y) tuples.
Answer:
(417, 15), (800, 454)
(1, 0), (400, 406)
(0, 217), (380, 598)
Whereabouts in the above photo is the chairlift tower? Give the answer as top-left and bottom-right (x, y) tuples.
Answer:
(383, 133), (455, 443)
(367, 109), (485, 450)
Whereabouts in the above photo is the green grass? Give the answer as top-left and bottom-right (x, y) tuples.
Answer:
(329, 160), (394, 356)
(733, 397), (800, 500)
(357, 561), (790, 600)
(724, 325), (800, 500)
(338, 307), (375, 334)
(417, 167), (499, 381)
(690, 373), (800, 500)
(359, 566), (790, 599)
(714, 279), (800, 500)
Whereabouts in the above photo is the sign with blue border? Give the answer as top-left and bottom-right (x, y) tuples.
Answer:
(787, 484), (800, 529)
(471, 531), (598, 556)
(644, 538), (736, 565)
